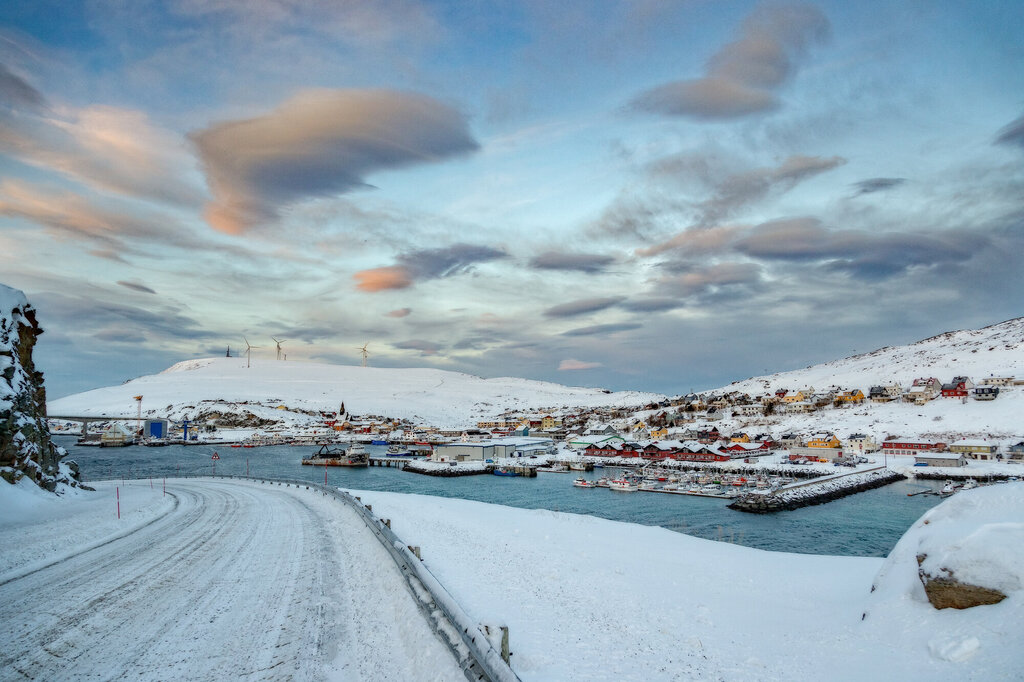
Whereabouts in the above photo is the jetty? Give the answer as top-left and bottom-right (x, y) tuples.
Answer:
(728, 467), (906, 513)
(403, 460), (538, 478)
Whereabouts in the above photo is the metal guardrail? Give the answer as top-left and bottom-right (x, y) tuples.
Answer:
(205, 475), (520, 682)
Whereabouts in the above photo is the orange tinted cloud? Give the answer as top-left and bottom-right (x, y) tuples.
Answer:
(353, 266), (413, 291)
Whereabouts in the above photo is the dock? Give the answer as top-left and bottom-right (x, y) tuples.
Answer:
(368, 457), (410, 469)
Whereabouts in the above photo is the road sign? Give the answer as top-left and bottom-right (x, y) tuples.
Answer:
(211, 452), (220, 460)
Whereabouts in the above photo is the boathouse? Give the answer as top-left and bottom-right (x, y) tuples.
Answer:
(914, 452), (967, 467)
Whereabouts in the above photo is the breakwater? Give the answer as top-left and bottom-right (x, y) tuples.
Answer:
(403, 461), (538, 478)
(729, 469), (907, 513)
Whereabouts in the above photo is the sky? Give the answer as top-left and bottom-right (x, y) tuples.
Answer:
(1, 1), (1023, 400)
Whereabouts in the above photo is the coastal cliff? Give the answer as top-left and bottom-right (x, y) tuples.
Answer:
(0, 283), (81, 491)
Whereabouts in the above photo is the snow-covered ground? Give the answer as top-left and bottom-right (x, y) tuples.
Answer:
(47, 357), (661, 428)
(351, 484), (1024, 681)
(0, 478), (463, 681)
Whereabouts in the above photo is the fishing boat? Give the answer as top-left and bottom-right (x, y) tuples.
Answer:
(537, 463), (570, 473)
(940, 480), (959, 494)
(301, 442), (369, 467)
(608, 478), (639, 492)
(961, 478), (978, 490)
(573, 477), (597, 488)
(386, 444), (410, 457)
(493, 467), (519, 477)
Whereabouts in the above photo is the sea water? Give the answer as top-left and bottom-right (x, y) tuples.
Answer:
(59, 437), (944, 557)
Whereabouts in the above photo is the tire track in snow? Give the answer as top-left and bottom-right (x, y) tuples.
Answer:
(0, 479), (464, 681)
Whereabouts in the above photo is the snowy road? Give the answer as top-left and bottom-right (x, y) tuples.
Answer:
(0, 478), (464, 681)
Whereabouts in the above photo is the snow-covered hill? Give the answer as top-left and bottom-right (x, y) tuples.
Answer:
(723, 317), (1024, 395)
(702, 317), (1024, 443)
(47, 357), (662, 428)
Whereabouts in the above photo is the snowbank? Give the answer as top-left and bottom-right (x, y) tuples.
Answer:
(350, 484), (1024, 681)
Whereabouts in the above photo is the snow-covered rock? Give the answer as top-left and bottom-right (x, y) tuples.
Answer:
(0, 283), (79, 492)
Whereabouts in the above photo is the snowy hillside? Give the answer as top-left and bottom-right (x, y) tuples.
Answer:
(47, 357), (662, 428)
(694, 317), (1024, 444)
(723, 317), (1024, 395)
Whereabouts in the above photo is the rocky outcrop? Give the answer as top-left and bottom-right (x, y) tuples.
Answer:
(918, 555), (1007, 609)
(0, 284), (83, 492)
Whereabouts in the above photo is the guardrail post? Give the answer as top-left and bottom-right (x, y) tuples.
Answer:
(383, 519), (391, 529)
(409, 546), (421, 559)
(501, 626), (510, 665)
(365, 504), (372, 512)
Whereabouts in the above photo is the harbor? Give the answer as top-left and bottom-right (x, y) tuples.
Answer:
(54, 436), (953, 557)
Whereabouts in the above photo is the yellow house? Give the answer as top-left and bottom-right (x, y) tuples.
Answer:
(730, 432), (750, 443)
(541, 415), (562, 430)
(836, 389), (865, 403)
(650, 427), (668, 439)
(782, 391), (805, 403)
(808, 433), (841, 448)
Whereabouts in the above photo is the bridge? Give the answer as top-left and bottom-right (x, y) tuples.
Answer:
(48, 415), (181, 439)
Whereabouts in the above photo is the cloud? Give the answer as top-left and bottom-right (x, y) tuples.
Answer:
(852, 177), (906, 195)
(630, 297), (686, 312)
(386, 308), (412, 318)
(117, 281), (157, 294)
(543, 296), (626, 318)
(355, 243), (508, 292)
(191, 89), (479, 233)
(0, 63), (47, 110)
(558, 358), (603, 371)
(654, 262), (762, 297)
(636, 224), (745, 258)
(995, 112), (1024, 149)
(0, 103), (201, 207)
(353, 266), (413, 292)
(734, 217), (988, 279)
(630, 3), (829, 119)
(529, 250), (617, 273)
(394, 339), (442, 355)
(562, 323), (642, 336)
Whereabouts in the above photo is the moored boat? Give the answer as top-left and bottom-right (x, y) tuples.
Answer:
(608, 478), (639, 492)
(301, 442), (369, 467)
(573, 477), (597, 488)
(493, 467), (519, 477)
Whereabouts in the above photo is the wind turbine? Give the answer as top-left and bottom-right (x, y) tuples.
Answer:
(357, 342), (370, 367)
(273, 337), (285, 361)
(244, 337), (261, 368)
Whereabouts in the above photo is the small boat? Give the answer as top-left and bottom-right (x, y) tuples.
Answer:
(573, 477), (597, 488)
(493, 467), (519, 477)
(371, 439), (389, 446)
(639, 480), (660, 491)
(961, 478), (978, 490)
(595, 477), (611, 488)
(940, 480), (959, 494)
(608, 478), (639, 492)
(386, 444), (410, 457)
(301, 442), (369, 467)
(537, 464), (569, 473)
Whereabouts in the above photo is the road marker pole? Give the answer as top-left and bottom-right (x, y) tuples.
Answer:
(116, 487), (120, 519)
(163, 478), (165, 497)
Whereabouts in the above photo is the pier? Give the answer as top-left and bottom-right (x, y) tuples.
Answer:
(728, 467), (906, 513)
(368, 457), (410, 469)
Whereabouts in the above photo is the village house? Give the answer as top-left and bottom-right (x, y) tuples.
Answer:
(835, 389), (865, 404)
(869, 384), (902, 403)
(948, 439), (1000, 461)
(733, 404), (763, 417)
(783, 401), (816, 414)
(973, 386), (999, 401)
(903, 378), (941, 404)
(844, 433), (878, 454)
(781, 390), (806, 403)
(1007, 442), (1024, 462)
(940, 376), (974, 398)
(915, 452), (968, 467)
(979, 376), (1015, 386)
(882, 438), (947, 457)
(807, 433), (841, 449)
(729, 432), (750, 443)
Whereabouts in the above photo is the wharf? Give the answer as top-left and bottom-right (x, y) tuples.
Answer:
(368, 457), (409, 469)
(728, 467), (905, 513)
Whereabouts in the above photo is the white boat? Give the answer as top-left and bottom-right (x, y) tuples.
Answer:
(940, 480), (959, 494)
(573, 477), (598, 488)
(700, 484), (722, 494)
(961, 478), (978, 490)
(608, 478), (639, 492)
(639, 480), (660, 491)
